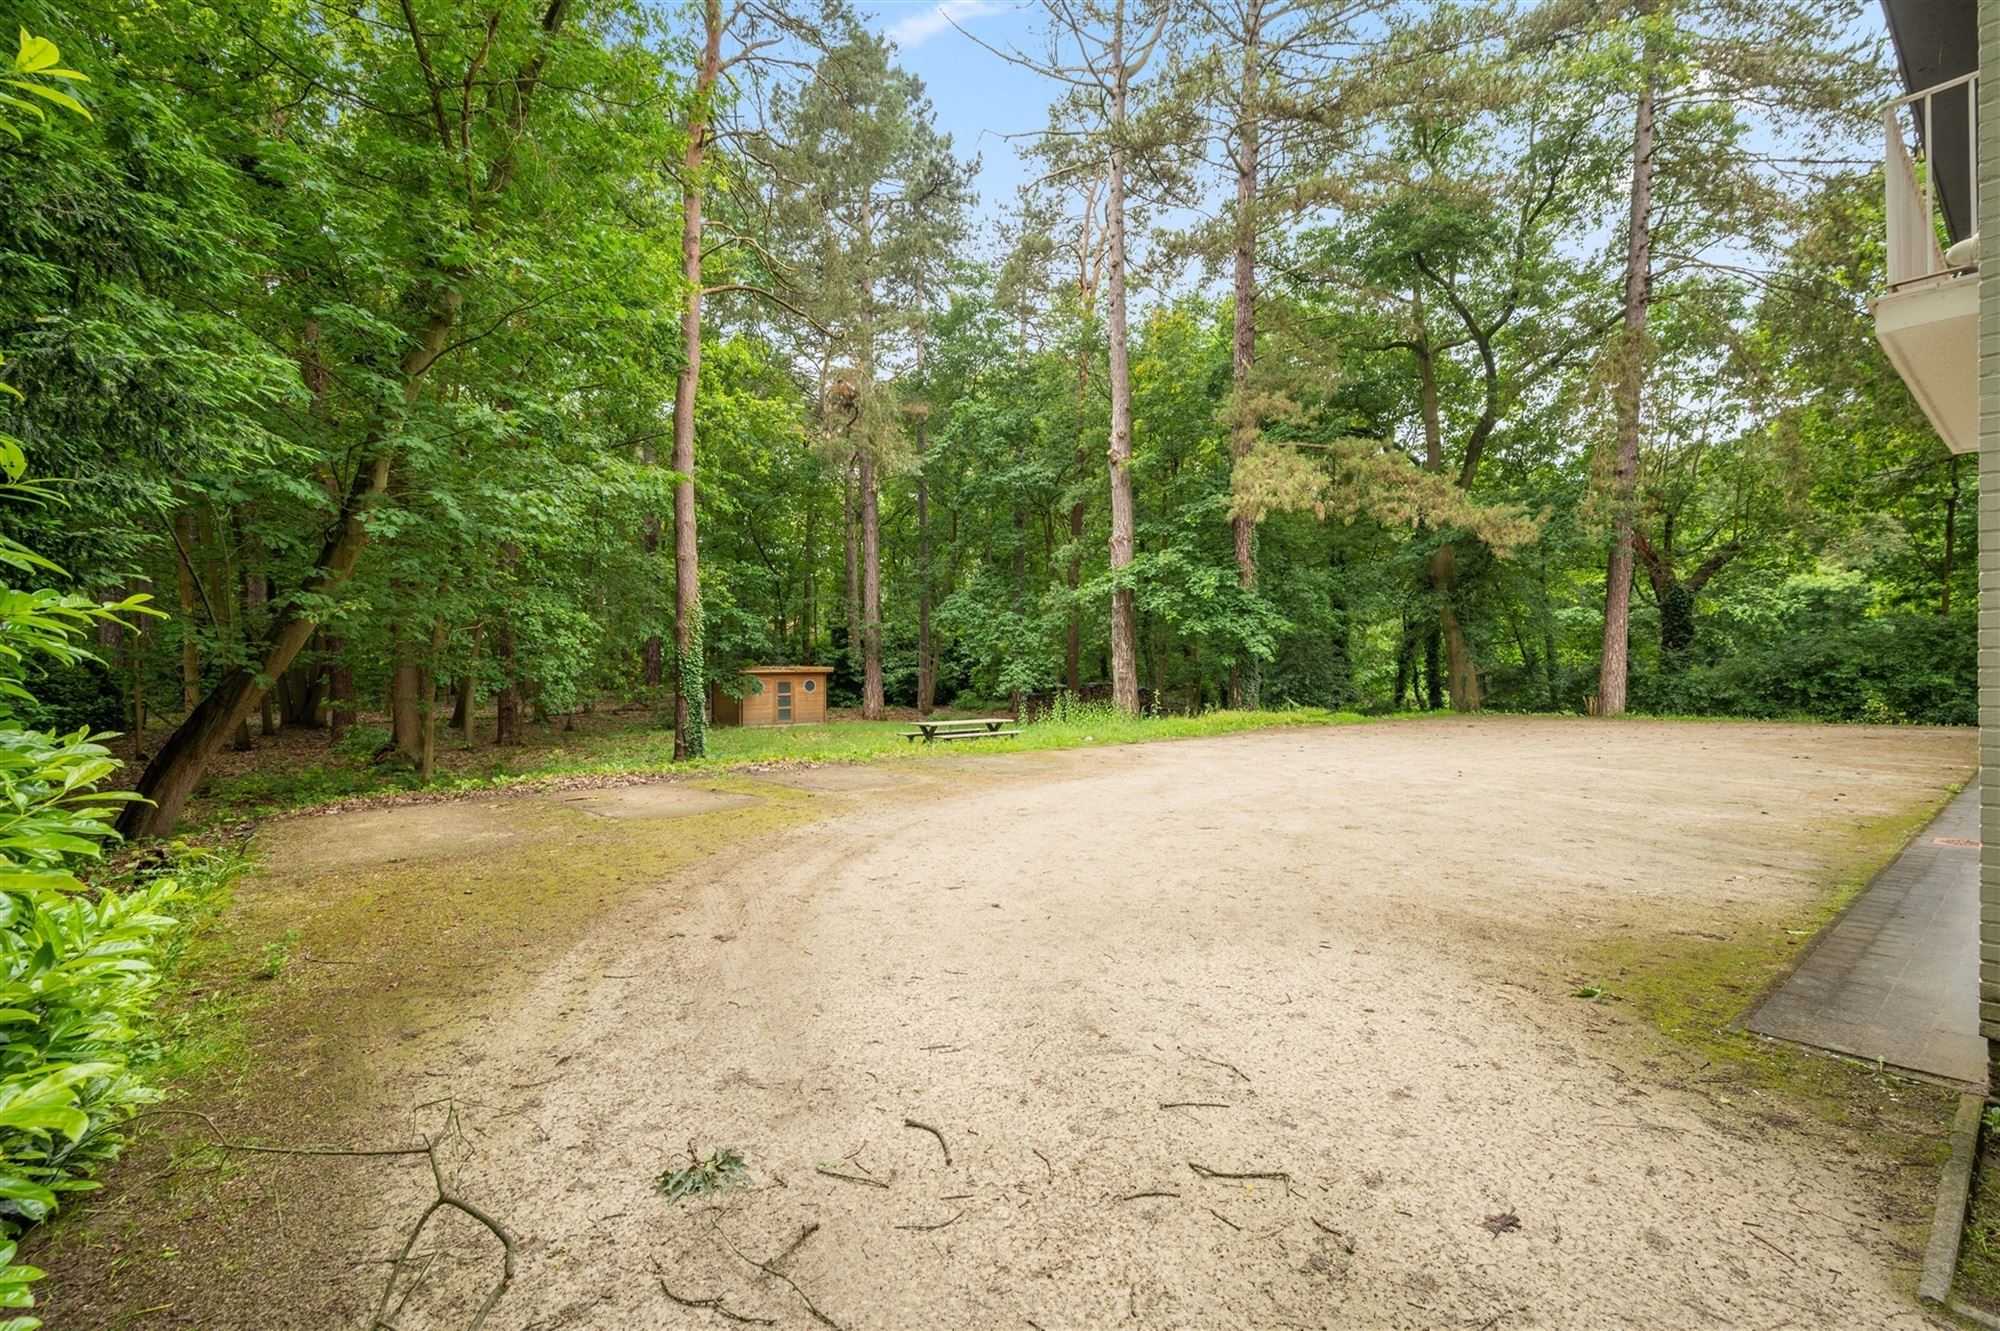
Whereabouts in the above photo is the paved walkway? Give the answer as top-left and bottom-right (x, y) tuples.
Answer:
(1747, 784), (1986, 1086)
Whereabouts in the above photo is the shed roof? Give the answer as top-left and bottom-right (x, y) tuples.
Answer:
(739, 664), (834, 674)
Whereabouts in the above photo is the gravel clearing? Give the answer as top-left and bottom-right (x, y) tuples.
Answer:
(54, 717), (1977, 1329)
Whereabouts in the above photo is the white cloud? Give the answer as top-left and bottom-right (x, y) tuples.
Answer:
(884, 0), (1005, 50)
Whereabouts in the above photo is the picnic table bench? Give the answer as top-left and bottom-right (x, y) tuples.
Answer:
(904, 716), (1021, 743)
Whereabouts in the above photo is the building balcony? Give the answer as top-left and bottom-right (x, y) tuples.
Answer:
(1874, 71), (1978, 454)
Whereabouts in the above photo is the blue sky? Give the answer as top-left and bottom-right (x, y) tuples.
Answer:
(865, 0), (1898, 261)
(868, 2), (1057, 223)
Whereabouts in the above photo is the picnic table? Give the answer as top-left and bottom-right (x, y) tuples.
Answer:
(904, 716), (1021, 743)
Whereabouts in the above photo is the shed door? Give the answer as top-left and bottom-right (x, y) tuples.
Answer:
(776, 679), (793, 722)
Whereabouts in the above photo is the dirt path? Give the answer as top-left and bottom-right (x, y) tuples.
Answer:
(54, 718), (1978, 1329)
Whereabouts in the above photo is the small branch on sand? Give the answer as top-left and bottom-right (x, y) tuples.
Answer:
(711, 1217), (843, 1329)
(1188, 1162), (1289, 1184)
(815, 1166), (889, 1189)
(1160, 1101), (1230, 1110)
(1745, 1227), (1800, 1268)
(1116, 1189), (1181, 1202)
(1190, 1053), (1251, 1083)
(128, 1106), (517, 1330)
(894, 1208), (966, 1232)
(658, 1276), (778, 1326)
(903, 1117), (952, 1167)
(769, 1222), (820, 1269)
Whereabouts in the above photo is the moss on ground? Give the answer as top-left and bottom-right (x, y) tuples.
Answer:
(1957, 1124), (2000, 1319)
(1581, 785), (1967, 1294)
(32, 776), (818, 1329)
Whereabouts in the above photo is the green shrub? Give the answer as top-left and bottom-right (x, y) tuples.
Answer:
(1636, 570), (1975, 725)
(0, 34), (198, 1327)
(331, 722), (391, 760)
(15, 656), (124, 738)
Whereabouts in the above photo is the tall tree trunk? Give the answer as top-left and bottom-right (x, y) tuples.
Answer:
(494, 621), (522, 745)
(416, 621), (444, 781)
(1065, 499), (1084, 692)
(1227, 1), (1262, 710)
(277, 627), (326, 728)
(1413, 322), (1481, 712)
(1429, 545), (1480, 711)
(858, 450), (885, 719)
(843, 465), (860, 681)
(246, 571), (278, 737)
(1104, 14), (1140, 716)
(670, 0), (722, 760)
(916, 442), (935, 715)
(390, 624), (422, 761)
(327, 634), (354, 744)
(1598, 67), (1655, 718)
(449, 664), (473, 735)
(172, 509), (200, 712)
(117, 300), (460, 837)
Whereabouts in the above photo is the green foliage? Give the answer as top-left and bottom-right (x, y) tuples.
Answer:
(0, 30), (87, 145)
(678, 597), (707, 759)
(1636, 569), (1974, 725)
(659, 1146), (750, 1203)
(0, 565), (176, 1331)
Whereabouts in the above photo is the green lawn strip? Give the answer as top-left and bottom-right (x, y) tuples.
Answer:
(188, 705), (1366, 826)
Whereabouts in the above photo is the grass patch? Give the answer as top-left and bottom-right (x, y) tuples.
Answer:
(1581, 788), (1963, 1234)
(180, 703), (1364, 826)
(1957, 1115), (2000, 1316)
(35, 777), (817, 1325)
(1573, 784), (1970, 1297)
(129, 841), (261, 1092)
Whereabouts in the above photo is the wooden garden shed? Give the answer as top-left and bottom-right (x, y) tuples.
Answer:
(710, 666), (834, 727)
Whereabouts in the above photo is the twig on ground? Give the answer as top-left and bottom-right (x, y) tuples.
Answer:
(1116, 1190), (1181, 1202)
(1031, 1148), (1054, 1179)
(904, 1118), (952, 1167)
(894, 1208), (966, 1232)
(769, 1222), (820, 1269)
(1188, 1161), (1289, 1184)
(711, 1216), (843, 1330)
(1745, 1227), (1800, 1268)
(375, 1110), (517, 1330)
(1160, 1101), (1230, 1110)
(815, 1166), (889, 1189)
(1205, 1207), (1241, 1231)
(1190, 1053), (1250, 1083)
(128, 1107), (517, 1330)
(660, 1263), (776, 1319)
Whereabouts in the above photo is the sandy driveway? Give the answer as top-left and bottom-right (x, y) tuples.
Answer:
(56, 718), (1977, 1329)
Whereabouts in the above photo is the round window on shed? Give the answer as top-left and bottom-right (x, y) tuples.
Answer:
(804, 678), (818, 693)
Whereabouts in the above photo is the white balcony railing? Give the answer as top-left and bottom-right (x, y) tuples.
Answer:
(1885, 71), (1978, 289)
